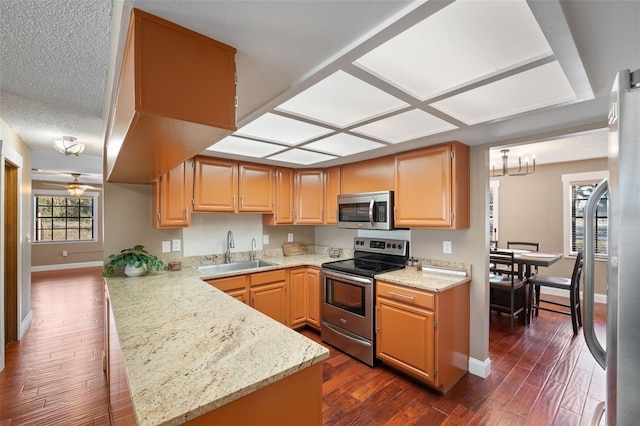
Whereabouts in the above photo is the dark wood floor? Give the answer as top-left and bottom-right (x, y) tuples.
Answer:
(1, 268), (607, 425)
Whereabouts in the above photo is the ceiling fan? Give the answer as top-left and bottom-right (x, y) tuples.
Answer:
(43, 173), (102, 196)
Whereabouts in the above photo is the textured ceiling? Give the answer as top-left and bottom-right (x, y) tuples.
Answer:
(1, 1), (639, 184)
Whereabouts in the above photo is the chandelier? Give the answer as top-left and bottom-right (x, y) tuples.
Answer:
(53, 136), (85, 156)
(490, 149), (536, 178)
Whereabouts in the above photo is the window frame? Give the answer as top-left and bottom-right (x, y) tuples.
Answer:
(32, 189), (100, 244)
(561, 171), (608, 260)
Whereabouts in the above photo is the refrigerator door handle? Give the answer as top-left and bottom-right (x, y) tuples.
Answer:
(583, 178), (608, 369)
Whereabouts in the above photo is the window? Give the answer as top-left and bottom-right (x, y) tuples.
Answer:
(34, 190), (99, 242)
(562, 171), (608, 258)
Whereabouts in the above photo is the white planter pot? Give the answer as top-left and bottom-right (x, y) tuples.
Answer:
(124, 263), (148, 277)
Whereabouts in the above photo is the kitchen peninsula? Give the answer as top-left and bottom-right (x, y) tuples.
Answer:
(105, 263), (329, 425)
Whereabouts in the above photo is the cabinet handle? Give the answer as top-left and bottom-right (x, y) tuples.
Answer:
(184, 208), (188, 221)
(375, 305), (379, 333)
(388, 291), (415, 300)
(241, 195), (244, 208)
(232, 195), (236, 208)
(252, 296), (256, 306)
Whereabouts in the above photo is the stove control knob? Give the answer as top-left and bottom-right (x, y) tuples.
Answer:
(397, 244), (403, 250)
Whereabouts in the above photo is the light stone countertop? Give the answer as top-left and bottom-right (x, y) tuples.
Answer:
(375, 267), (470, 292)
(106, 261), (329, 426)
(106, 253), (468, 425)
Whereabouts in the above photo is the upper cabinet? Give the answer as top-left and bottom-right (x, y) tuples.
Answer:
(106, 8), (237, 184)
(152, 160), (193, 228)
(341, 156), (394, 194)
(193, 156), (273, 213)
(324, 166), (341, 225)
(294, 170), (325, 224)
(263, 168), (294, 225)
(394, 142), (470, 229)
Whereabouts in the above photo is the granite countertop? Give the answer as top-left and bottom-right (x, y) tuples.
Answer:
(375, 267), (470, 292)
(106, 259), (330, 426)
(106, 253), (469, 425)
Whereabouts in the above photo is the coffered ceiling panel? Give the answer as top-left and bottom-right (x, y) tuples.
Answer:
(234, 112), (333, 145)
(206, 136), (284, 158)
(267, 148), (336, 165)
(352, 109), (458, 144)
(431, 61), (577, 125)
(304, 133), (385, 157)
(353, 0), (553, 101)
(275, 70), (409, 128)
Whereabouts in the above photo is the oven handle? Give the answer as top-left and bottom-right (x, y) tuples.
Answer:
(369, 197), (375, 228)
(322, 321), (373, 348)
(321, 269), (373, 286)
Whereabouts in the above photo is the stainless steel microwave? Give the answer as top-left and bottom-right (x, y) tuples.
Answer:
(337, 191), (394, 230)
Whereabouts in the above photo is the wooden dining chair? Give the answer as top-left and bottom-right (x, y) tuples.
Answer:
(529, 251), (584, 335)
(489, 250), (527, 334)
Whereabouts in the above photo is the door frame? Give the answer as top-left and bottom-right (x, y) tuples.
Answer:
(1, 140), (25, 372)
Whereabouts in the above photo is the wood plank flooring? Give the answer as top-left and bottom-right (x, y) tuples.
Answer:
(1, 268), (607, 425)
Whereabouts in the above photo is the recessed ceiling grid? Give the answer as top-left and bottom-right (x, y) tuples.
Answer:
(207, 0), (588, 166)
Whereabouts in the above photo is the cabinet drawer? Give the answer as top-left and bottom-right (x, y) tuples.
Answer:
(377, 281), (435, 310)
(250, 269), (286, 287)
(206, 275), (247, 292)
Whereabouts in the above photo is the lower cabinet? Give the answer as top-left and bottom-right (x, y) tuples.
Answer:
(250, 270), (288, 326)
(207, 275), (248, 304)
(376, 280), (470, 394)
(289, 267), (321, 330)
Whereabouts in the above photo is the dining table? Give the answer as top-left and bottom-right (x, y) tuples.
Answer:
(497, 249), (564, 323)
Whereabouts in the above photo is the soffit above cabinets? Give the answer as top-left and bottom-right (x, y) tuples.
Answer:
(205, 0), (592, 166)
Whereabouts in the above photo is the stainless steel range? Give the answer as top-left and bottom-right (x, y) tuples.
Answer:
(320, 237), (409, 366)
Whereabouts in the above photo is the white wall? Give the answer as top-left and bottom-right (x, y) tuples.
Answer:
(183, 213), (264, 256)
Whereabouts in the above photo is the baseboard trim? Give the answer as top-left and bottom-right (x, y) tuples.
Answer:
(539, 287), (607, 304)
(20, 309), (33, 339)
(468, 356), (491, 378)
(31, 261), (103, 272)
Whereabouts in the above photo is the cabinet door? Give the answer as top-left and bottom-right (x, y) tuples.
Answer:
(341, 155), (394, 194)
(395, 145), (452, 227)
(193, 156), (237, 212)
(376, 297), (435, 385)
(289, 268), (307, 328)
(306, 268), (321, 329)
(324, 167), (341, 225)
(294, 170), (324, 224)
(251, 282), (288, 325)
(154, 160), (192, 228)
(238, 163), (273, 212)
(206, 275), (248, 304)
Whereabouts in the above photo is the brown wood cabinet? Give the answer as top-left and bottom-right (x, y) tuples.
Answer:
(193, 156), (273, 213)
(153, 160), (193, 228)
(263, 168), (294, 225)
(294, 170), (324, 224)
(341, 155), (394, 194)
(250, 270), (288, 325)
(206, 275), (248, 304)
(376, 280), (470, 394)
(106, 8), (236, 184)
(289, 267), (321, 330)
(394, 142), (470, 228)
(324, 167), (341, 225)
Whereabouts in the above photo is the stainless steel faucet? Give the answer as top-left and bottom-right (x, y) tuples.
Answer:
(226, 230), (235, 263)
(250, 237), (257, 261)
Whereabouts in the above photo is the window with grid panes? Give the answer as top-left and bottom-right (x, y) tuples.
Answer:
(34, 194), (97, 242)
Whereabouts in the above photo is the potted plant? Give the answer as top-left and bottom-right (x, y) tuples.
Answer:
(103, 244), (164, 277)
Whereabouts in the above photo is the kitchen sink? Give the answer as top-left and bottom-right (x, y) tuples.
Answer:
(193, 260), (276, 275)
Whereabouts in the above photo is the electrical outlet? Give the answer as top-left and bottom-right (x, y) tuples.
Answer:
(443, 241), (452, 254)
(172, 239), (181, 252)
(62, 250), (68, 257)
(162, 241), (171, 253)
(263, 234), (269, 244)
(287, 233), (294, 242)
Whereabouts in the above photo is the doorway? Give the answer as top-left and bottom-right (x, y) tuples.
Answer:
(4, 161), (19, 344)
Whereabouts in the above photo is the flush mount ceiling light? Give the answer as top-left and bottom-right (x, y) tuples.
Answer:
(235, 113), (333, 145)
(53, 136), (85, 156)
(491, 149), (536, 178)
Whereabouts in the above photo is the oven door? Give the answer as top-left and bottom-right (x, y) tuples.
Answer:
(321, 269), (373, 340)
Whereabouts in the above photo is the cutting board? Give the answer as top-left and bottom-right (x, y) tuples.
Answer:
(283, 242), (308, 256)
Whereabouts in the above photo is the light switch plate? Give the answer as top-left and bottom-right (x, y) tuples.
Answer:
(172, 239), (181, 252)
(263, 234), (269, 244)
(162, 241), (171, 253)
(287, 233), (294, 242)
(443, 241), (452, 254)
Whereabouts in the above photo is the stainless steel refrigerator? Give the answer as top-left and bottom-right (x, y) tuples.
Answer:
(584, 68), (640, 425)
